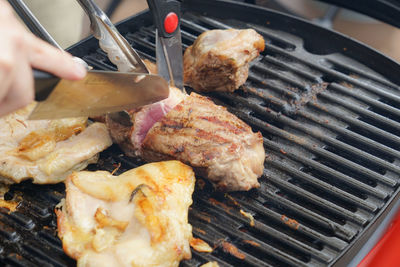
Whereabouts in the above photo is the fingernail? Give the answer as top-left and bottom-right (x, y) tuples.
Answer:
(74, 61), (87, 78)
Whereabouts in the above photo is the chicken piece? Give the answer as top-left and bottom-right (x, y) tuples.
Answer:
(0, 102), (112, 184)
(56, 160), (195, 267)
(184, 29), (265, 92)
(107, 89), (264, 191)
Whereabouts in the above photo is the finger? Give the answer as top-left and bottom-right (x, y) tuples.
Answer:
(0, 10), (20, 102)
(0, 45), (15, 102)
(28, 34), (86, 80)
(0, 53), (34, 117)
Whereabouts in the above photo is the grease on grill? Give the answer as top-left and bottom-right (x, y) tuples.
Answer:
(340, 81), (354, 89)
(195, 211), (212, 223)
(193, 227), (206, 235)
(217, 240), (246, 260)
(281, 214), (300, 230)
(289, 82), (329, 110)
(224, 193), (240, 207)
(111, 163), (121, 175)
(190, 238), (213, 252)
(239, 209), (255, 227)
(0, 199), (19, 213)
(209, 198), (233, 213)
(0, 184), (20, 213)
(242, 239), (260, 247)
(242, 81), (329, 115)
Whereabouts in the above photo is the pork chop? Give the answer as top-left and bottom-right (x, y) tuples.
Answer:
(107, 89), (264, 191)
(142, 93), (265, 191)
(184, 29), (265, 92)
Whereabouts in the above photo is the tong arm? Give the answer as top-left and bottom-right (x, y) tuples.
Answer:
(76, 0), (149, 74)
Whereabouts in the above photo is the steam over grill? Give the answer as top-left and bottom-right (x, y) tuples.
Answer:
(1, 1), (399, 266)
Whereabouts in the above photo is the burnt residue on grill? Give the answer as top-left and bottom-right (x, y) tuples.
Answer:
(1, 0), (400, 266)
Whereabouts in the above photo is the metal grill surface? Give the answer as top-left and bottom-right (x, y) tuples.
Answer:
(1, 1), (400, 266)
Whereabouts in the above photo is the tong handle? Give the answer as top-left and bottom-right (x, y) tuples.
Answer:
(8, 0), (62, 49)
(147, 0), (181, 38)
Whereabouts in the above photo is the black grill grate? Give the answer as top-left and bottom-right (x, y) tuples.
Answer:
(1, 1), (400, 266)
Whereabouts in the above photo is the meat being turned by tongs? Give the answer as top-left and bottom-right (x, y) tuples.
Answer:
(89, 0), (265, 191)
(76, 0), (154, 124)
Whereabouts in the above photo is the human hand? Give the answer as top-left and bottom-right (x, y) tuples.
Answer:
(0, 0), (87, 116)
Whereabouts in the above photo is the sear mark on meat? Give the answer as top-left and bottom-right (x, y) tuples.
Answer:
(142, 93), (265, 191)
(107, 89), (265, 191)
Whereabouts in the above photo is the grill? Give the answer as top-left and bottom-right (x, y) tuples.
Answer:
(1, 0), (400, 266)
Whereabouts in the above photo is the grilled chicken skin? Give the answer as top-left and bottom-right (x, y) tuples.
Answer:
(184, 29), (265, 92)
(0, 102), (112, 184)
(56, 161), (195, 267)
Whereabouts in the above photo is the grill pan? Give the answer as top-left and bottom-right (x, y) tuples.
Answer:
(1, 0), (400, 266)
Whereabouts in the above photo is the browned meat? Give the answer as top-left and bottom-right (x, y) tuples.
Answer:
(107, 89), (265, 191)
(106, 87), (185, 157)
(106, 32), (266, 191)
(184, 29), (265, 92)
(141, 93), (264, 191)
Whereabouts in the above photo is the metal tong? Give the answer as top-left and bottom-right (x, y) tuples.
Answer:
(77, 0), (184, 91)
(76, 0), (149, 74)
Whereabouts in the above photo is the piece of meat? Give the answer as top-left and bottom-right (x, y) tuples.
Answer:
(130, 87), (185, 152)
(106, 87), (185, 157)
(107, 90), (264, 191)
(142, 93), (265, 191)
(107, 46), (265, 191)
(56, 160), (195, 267)
(0, 102), (112, 184)
(183, 29), (265, 92)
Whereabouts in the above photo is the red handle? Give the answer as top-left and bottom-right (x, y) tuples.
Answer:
(146, 0), (181, 38)
(358, 209), (400, 267)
